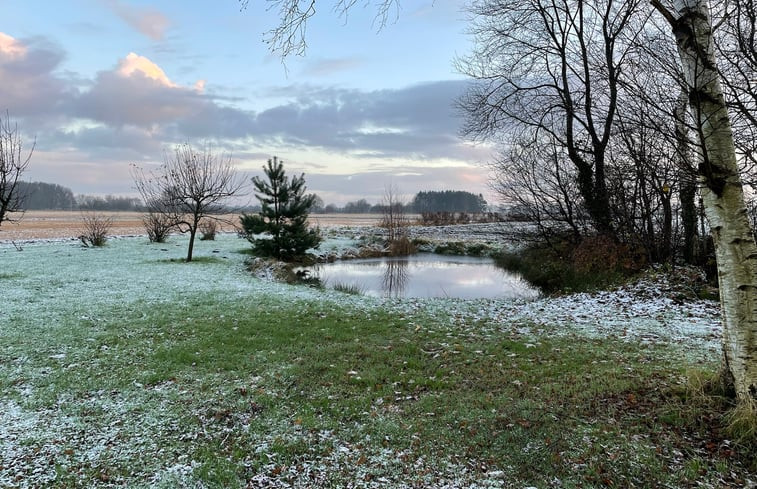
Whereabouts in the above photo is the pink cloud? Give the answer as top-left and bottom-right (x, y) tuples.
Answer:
(76, 52), (209, 127)
(0, 32), (27, 59)
(117, 52), (177, 87)
(0, 32), (71, 119)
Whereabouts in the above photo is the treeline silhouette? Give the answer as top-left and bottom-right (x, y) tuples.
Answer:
(317, 190), (488, 214)
(20, 182), (488, 215)
(19, 182), (142, 211)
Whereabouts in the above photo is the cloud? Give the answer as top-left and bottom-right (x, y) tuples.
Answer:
(247, 80), (483, 161)
(0, 33), (73, 120)
(302, 57), (364, 76)
(117, 52), (177, 87)
(0, 32), (491, 199)
(102, 0), (170, 41)
(75, 52), (210, 128)
(0, 32), (27, 58)
(0, 34), (478, 165)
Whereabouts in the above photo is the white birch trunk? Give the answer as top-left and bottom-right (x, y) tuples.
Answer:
(654, 0), (757, 399)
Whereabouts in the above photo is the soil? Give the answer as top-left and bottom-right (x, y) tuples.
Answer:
(0, 211), (386, 242)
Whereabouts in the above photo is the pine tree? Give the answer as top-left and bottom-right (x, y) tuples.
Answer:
(241, 156), (321, 261)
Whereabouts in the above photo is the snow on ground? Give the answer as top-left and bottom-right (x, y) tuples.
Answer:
(0, 229), (724, 487)
(0, 229), (722, 367)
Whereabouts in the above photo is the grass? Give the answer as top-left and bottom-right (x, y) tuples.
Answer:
(331, 281), (364, 295)
(0, 235), (754, 487)
(4, 295), (754, 487)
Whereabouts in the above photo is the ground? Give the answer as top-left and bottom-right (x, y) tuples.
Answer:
(0, 218), (751, 488)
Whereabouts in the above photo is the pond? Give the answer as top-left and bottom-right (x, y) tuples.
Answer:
(302, 253), (539, 300)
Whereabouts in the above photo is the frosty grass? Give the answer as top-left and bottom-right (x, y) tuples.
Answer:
(0, 232), (722, 487)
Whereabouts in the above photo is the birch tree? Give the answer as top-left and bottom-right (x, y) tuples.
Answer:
(652, 0), (757, 400)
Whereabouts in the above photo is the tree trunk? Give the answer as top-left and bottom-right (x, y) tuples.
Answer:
(676, 90), (699, 264)
(661, 193), (673, 262)
(653, 0), (757, 399)
(187, 227), (197, 262)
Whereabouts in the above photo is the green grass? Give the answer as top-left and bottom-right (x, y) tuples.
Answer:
(156, 256), (229, 264)
(3, 288), (753, 487)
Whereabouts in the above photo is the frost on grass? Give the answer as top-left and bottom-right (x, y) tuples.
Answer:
(0, 232), (724, 487)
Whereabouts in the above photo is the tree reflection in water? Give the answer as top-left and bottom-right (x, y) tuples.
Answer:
(300, 254), (539, 300)
(381, 258), (409, 298)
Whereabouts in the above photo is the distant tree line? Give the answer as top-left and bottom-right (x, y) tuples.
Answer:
(77, 194), (142, 211)
(411, 191), (487, 213)
(18, 181), (142, 211)
(18, 181), (487, 216)
(17, 182), (76, 210)
(314, 190), (488, 214)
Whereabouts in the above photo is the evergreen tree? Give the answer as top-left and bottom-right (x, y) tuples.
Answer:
(241, 157), (321, 261)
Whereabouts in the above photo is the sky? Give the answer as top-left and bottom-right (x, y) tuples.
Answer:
(2, 0), (494, 206)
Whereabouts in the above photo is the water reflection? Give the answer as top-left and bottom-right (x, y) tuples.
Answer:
(382, 258), (408, 298)
(305, 253), (539, 300)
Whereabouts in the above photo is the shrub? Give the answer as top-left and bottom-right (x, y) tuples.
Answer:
(199, 219), (218, 241)
(434, 241), (467, 255)
(571, 234), (645, 275)
(79, 213), (112, 247)
(494, 235), (645, 293)
(389, 236), (417, 256)
(332, 282), (364, 295)
(143, 212), (174, 243)
(465, 242), (491, 256)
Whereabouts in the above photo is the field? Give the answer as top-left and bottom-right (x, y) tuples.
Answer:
(0, 211), (387, 241)
(0, 220), (754, 488)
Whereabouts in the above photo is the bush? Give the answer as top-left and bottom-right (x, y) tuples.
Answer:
(332, 282), (364, 295)
(465, 242), (491, 256)
(434, 241), (467, 255)
(143, 212), (174, 243)
(79, 213), (112, 247)
(494, 235), (646, 293)
(199, 219), (218, 241)
(388, 236), (416, 256)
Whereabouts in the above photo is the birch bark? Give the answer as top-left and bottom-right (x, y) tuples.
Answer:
(652, 0), (757, 399)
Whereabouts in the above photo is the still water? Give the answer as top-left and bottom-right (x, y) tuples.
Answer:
(304, 253), (539, 299)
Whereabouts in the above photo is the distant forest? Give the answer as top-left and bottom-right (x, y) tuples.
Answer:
(321, 190), (488, 214)
(410, 191), (487, 213)
(19, 181), (142, 211)
(19, 182), (487, 214)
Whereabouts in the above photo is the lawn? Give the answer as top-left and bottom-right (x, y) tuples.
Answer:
(0, 234), (753, 488)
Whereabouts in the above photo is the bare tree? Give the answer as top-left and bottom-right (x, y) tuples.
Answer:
(239, 0), (402, 57)
(653, 0), (757, 401)
(491, 130), (590, 246)
(716, 0), (757, 176)
(0, 112), (34, 229)
(458, 0), (648, 236)
(132, 143), (245, 262)
(380, 185), (414, 256)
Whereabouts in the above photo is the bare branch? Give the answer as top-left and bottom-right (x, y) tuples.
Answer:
(132, 143), (246, 261)
(0, 111), (34, 229)
(239, 0), (403, 57)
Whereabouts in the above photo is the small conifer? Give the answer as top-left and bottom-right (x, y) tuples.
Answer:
(241, 156), (321, 261)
